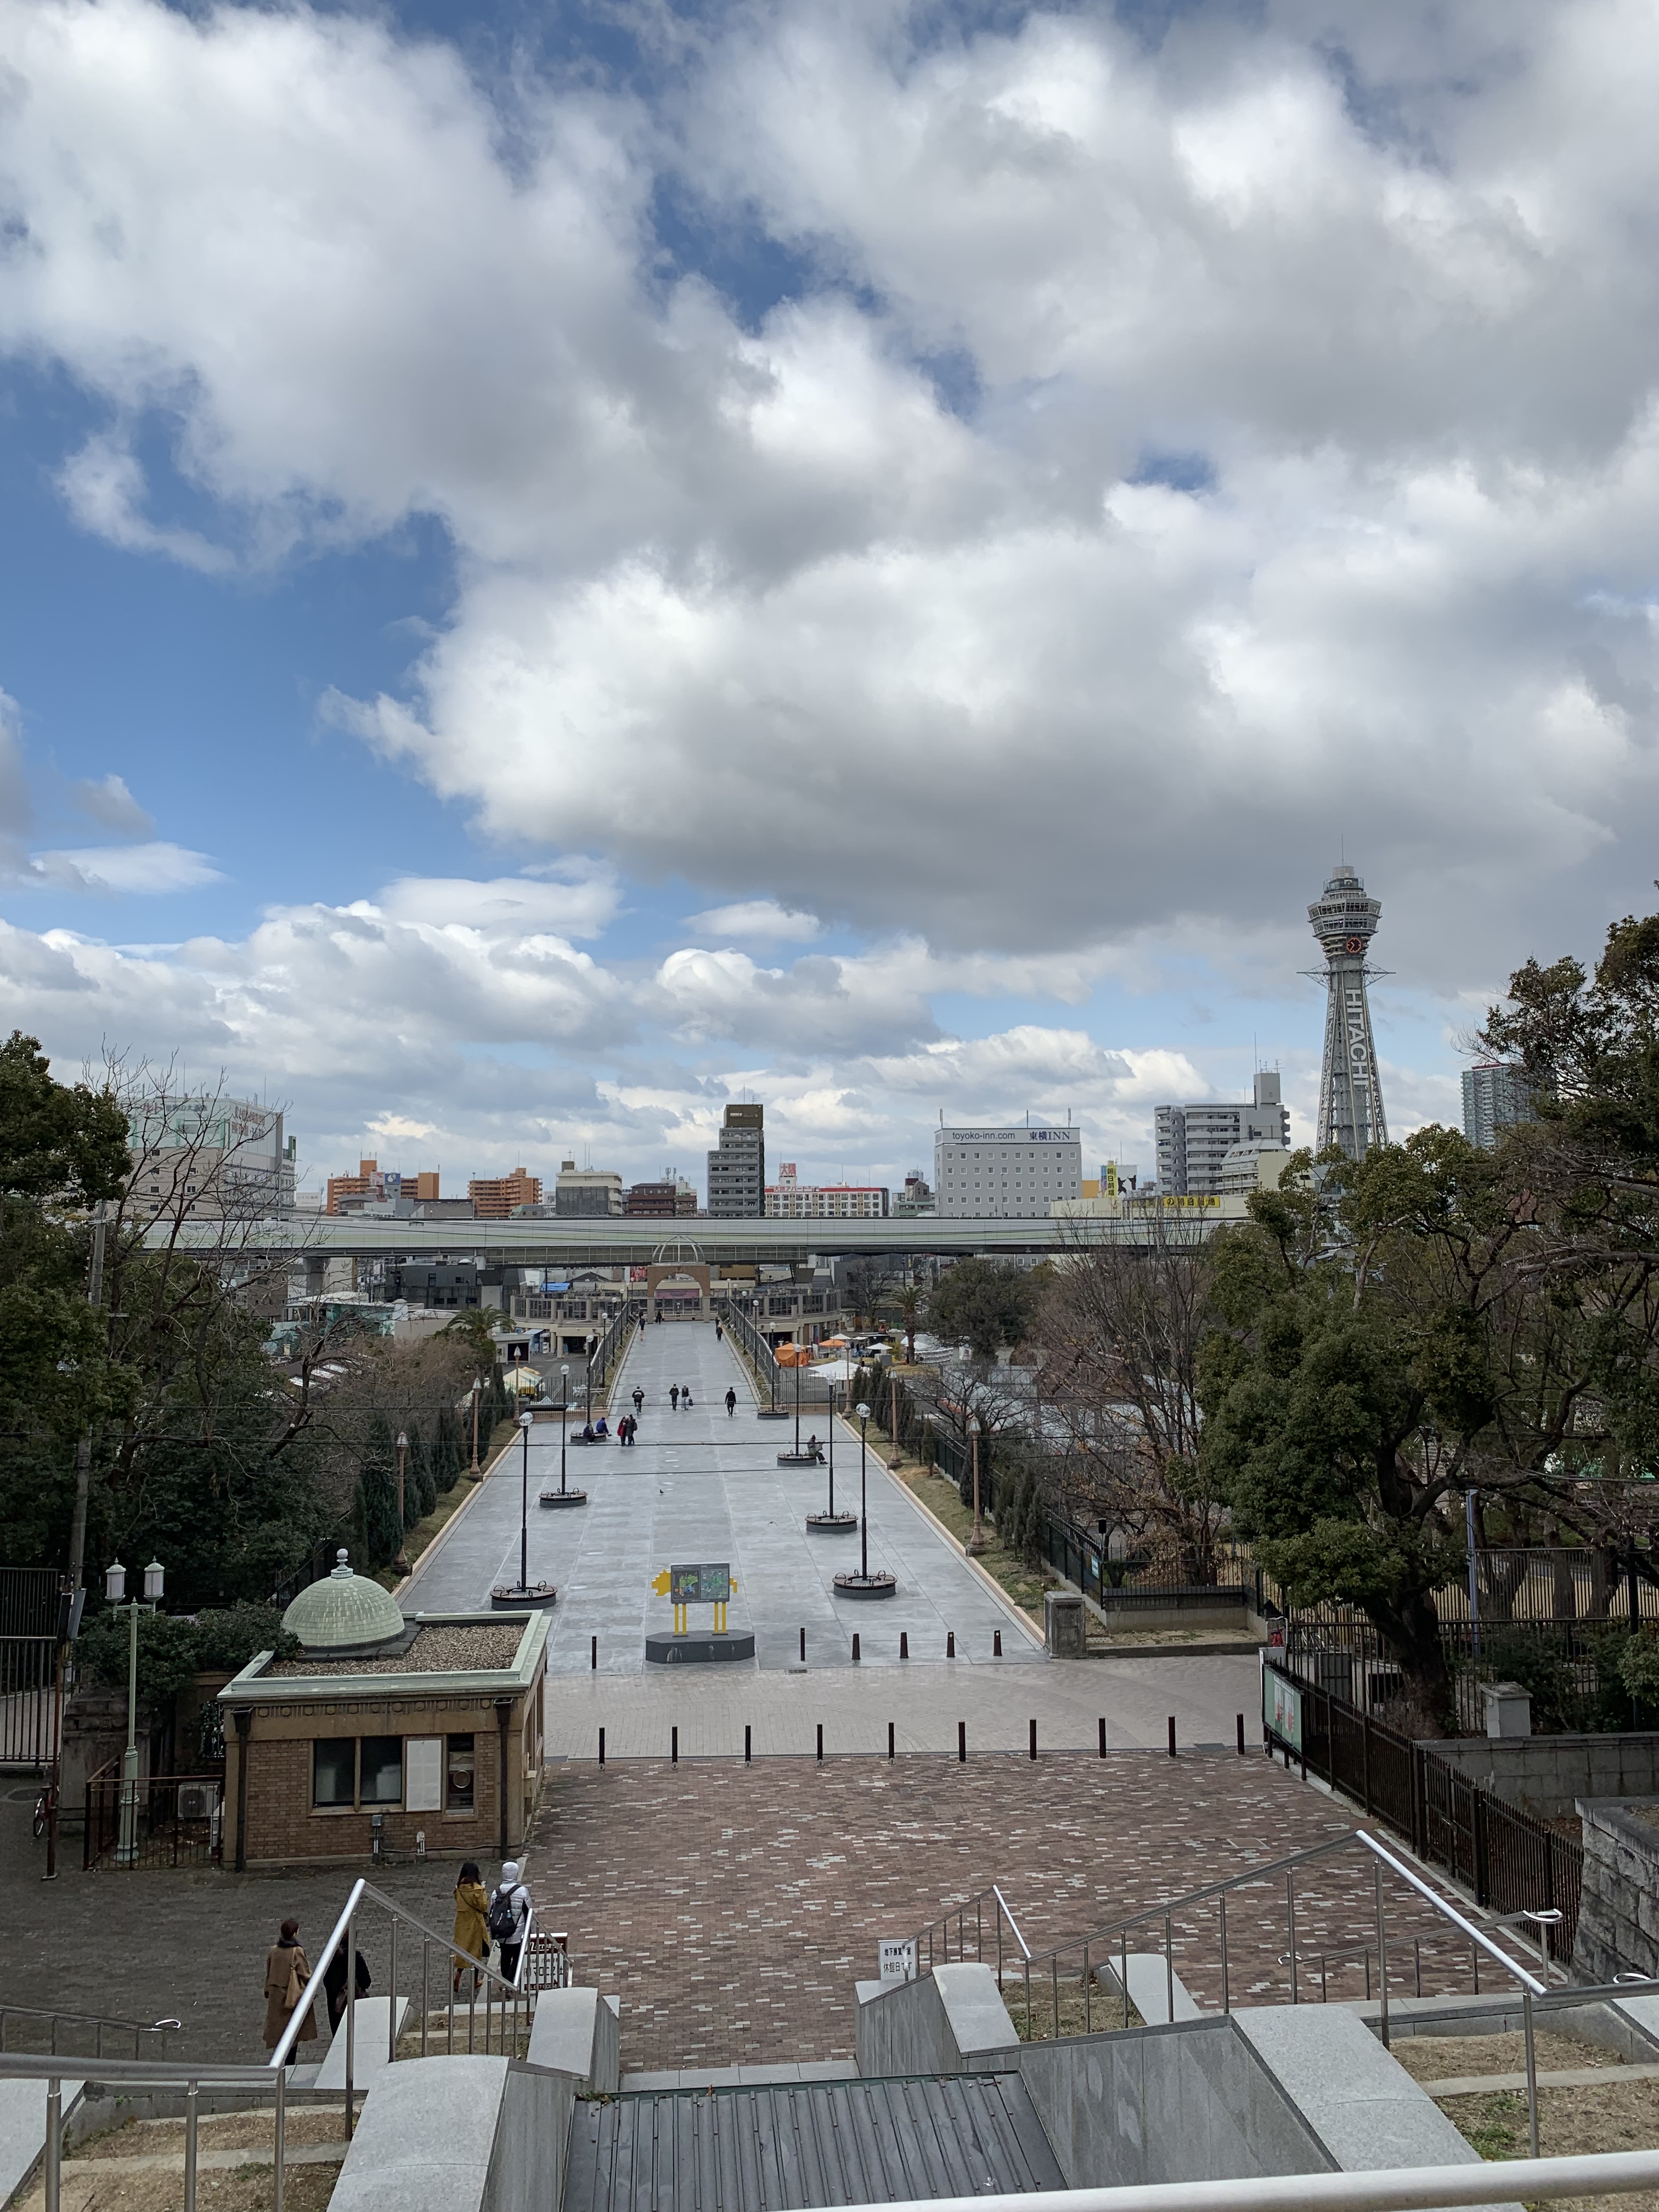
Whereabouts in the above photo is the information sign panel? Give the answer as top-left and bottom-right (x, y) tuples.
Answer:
(670, 1563), (732, 1605)
(1262, 1665), (1302, 1754)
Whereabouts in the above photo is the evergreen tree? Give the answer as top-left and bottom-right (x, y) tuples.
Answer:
(356, 1417), (402, 1568)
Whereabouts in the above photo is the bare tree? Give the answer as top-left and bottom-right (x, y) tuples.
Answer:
(1038, 1218), (1226, 1585)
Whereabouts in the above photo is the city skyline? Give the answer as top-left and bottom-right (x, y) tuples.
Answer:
(4, 4), (1656, 1184)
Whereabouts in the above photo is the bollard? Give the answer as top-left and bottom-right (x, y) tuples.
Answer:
(599, 1726), (605, 1767)
(888, 1721), (895, 1759)
(994, 1629), (1002, 1656)
(1029, 1718), (1037, 1761)
(852, 1633), (860, 1662)
(900, 1632), (909, 1660)
(946, 1630), (955, 1658)
(672, 1725), (679, 1765)
(800, 1627), (806, 1662)
(1098, 1717), (1107, 1758)
(957, 1721), (966, 1763)
(590, 1635), (597, 1672)
(1236, 1712), (1246, 1756)
(816, 1723), (824, 1763)
(1167, 1716), (1176, 1758)
(745, 1724), (752, 1765)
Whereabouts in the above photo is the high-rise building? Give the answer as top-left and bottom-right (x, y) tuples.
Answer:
(1463, 1063), (1537, 1150)
(707, 1103), (765, 1217)
(469, 1166), (543, 1218)
(1155, 1075), (1288, 1197)
(765, 1166), (889, 1218)
(1310, 862), (1389, 1159)
(127, 1096), (296, 1219)
(554, 1160), (624, 1216)
(933, 1123), (1082, 1217)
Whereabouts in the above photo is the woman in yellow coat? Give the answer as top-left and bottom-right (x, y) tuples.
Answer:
(452, 1861), (489, 1993)
(263, 1918), (320, 2059)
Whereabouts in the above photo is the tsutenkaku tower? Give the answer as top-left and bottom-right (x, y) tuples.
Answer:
(1309, 862), (1389, 1159)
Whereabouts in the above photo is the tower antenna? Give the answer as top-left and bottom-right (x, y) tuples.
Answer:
(1306, 860), (1389, 1159)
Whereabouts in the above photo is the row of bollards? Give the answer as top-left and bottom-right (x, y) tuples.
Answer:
(600, 1712), (1250, 1765)
(597, 1627), (1013, 1668)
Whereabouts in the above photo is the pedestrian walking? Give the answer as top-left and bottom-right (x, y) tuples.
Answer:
(682, 1386), (694, 1410)
(632, 1386), (644, 1415)
(725, 1387), (737, 1417)
(263, 1919), (319, 2059)
(715, 1322), (723, 1342)
(488, 1860), (532, 1985)
(670, 1385), (680, 1410)
(453, 1861), (490, 1994)
(323, 1939), (371, 2034)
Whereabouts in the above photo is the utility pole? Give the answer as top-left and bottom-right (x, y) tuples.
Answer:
(66, 1199), (109, 1600)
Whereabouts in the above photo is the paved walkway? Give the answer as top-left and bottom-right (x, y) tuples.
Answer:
(401, 1323), (1041, 1673)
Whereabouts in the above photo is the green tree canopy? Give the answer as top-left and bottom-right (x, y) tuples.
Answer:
(925, 1259), (1041, 1362)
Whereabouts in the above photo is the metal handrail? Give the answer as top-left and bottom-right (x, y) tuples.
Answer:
(902, 1881), (1032, 1983)
(0, 2004), (183, 2060)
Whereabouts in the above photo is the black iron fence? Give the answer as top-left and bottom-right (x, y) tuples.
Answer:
(1263, 1656), (1581, 1963)
(83, 1760), (224, 1870)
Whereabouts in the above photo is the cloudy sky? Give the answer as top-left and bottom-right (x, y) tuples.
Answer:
(3, 0), (1656, 1197)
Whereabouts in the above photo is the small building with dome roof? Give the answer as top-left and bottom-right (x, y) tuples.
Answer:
(219, 1552), (551, 1870)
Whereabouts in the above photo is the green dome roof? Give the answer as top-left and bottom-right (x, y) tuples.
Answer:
(282, 1551), (405, 1651)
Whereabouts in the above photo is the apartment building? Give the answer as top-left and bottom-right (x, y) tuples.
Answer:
(765, 1167), (889, 1218)
(625, 1177), (698, 1217)
(1462, 1063), (1538, 1150)
(470, 1167), (543, 1219)
(554, 1161), (624, 1217)
(1154, 1073), (1289, 1197)
(933, 1124), (1082, 1218)
(707, 1103), (765, 1218)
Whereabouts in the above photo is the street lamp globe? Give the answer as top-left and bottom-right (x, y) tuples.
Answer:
(397, 1429), (408, 1451)
(856, 1403), (871, 1422)
(520, 1411), (533, 1431)
(143, 1560), (165, 1602)
(105, 1560), (126, 1604)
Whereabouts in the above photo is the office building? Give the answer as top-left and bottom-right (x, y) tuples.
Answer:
(1155, 1074), (1289, 1198)
(1463, 1063), (1537, 1150)
(933, 1123), (1082, 1218)
(765, 1167), (889, 1218)
(554, 1161), (624, 1217)
(127, 1096), (296, 1220)
(893, 1171), (935, 1217)
(469, 1167), (543, 1219)
(1310, 862), (1389, 1159)
(1217, 1142), (1290, 1195)
(625, 1177), (698, 1217)
(707, 1103), (765, 1217)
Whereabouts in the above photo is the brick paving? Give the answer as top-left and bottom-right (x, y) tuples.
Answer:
(8, 1747), (1488, 2075)
(521, 1748), (1470, 2076)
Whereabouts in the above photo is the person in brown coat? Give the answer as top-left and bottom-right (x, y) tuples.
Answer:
(452, 1861), (489, 1993)
(263, 1919), (319, 2059)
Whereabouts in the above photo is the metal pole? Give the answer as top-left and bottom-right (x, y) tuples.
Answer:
(390, 1921), (398, 2064)
(1523, 1990), (1541, 2158)
(1374, 1861), (1389, 2048)
(1288, 1872), (1298, 2004)
(274, 2056), (286, 2212)
(1165, 1915), (1174, 2024)
(860, 1416), (870, 1579)
(345, 1910), (357, 2138)
(119, 1598), (140, 1867)
(1220, 1892), (1230, 2013)
(1466, 1491), (1480, 1660)
(44, 2080), (60, 2212)
(184, 2081), (199, 2212)
(561, 1368), (570, 1495)
(422, 1942), (429, 2059)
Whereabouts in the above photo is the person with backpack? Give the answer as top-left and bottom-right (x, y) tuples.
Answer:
(489, 1861), (532, 1985)
(632, 1386), (644, 1417)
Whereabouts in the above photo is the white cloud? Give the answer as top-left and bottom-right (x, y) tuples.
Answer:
(70, 772), (156, 838)
(25, 842), (223, 894)
(685, 899), (825, 944)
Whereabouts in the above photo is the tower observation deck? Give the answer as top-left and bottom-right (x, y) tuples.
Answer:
(1310, 863), (1389, 1159)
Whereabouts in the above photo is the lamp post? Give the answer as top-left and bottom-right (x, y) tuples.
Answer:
(560, 1365), (570, 1493)
(470, 1380), (482, 1476)
(104, 1558), (163, 1867)
(518, 1411), (532, 1593)
(831, 1404), (896, 1598)
(394, 1430), (409, 1572)
(585, 1359), (593, 1430)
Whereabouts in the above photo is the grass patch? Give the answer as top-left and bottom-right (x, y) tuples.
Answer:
(1009, 1980), (1143, 2041)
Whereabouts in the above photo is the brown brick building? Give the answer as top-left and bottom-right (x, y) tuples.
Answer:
(468, 1167), (544, 1218)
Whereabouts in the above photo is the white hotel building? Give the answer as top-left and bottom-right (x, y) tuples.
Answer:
(933, 1125), (1084, 1218)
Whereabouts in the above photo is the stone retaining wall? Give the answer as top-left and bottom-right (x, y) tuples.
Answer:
(1575, 1798), (1659, 1982)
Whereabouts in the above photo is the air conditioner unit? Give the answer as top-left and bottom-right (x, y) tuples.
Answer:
(177, 1783), (214, 1821)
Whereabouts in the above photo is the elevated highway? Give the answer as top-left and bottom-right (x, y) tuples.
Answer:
(146, 1209), (1218, 1267)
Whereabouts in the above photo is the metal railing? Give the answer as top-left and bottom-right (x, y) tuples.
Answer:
(83, 1762), (224, 1871)
(266, 1876), (549, 2143)
(902, 1883), (1031, 1984)
(0, 2004), (182, 2061)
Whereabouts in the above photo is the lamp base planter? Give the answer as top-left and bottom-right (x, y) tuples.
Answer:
(777, 1450), (825, 1466)
(491, 1582), (557, 1609)
(538, 1489), (589, 1508)
(833, 1571), (898, 1600)
(755, 1410), (791, 1421)
(645, 1629), (757, 1665)
(806, 1512), (860, 1532)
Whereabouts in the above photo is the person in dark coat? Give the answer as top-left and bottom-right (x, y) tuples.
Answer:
(725, 1388), (737, 1417)
(632, 1387), (644, 1416)
(670, 1385), (679, 1410)
(323, 1942), (372, 2033)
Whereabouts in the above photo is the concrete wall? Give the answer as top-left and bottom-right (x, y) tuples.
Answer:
(1015, 2016), (1325, 2191)
(329, 2052), (577, 2212)
(527, 1988), (619, 2094)
(1576, 1799), (1659, 1982)
(1430, 1734), (1659, 1820)
(855, 1964), (1021, 2079)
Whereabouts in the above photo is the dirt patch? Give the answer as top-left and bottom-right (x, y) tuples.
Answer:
(1391, 2029), (1620, 2083)
(74, 2112), (349, 2162)
(19, 2164), (337, 2212)
(1439, 2072), (1659, 2212)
